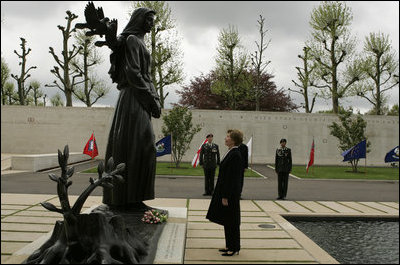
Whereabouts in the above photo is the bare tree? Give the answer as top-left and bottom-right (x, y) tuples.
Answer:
(289, 46), (318, 113)
(71, 30), (109, 107)
(46, 11), (83, 106)
(250, 15), (271, 111)
(10, 38), (37, 105)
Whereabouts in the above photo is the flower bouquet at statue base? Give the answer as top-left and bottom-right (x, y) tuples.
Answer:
(141, 208), (168, 224)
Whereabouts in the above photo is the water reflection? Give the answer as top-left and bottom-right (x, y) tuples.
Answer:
(289, 219), (399, 264)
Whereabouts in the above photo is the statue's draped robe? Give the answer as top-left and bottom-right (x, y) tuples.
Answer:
(103, 8), (158, 206)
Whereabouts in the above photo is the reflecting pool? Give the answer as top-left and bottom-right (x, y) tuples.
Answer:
(288, 218), (399, 264)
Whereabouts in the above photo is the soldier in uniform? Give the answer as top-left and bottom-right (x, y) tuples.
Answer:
(200, 134), (220, 195)
(274, 138), (292, 200)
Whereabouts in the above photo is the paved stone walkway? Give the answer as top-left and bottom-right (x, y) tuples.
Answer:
(1, 193), (398, 264)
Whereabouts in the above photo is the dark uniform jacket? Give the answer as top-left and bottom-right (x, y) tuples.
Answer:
(206, 147), (242, 226)
(238, 143), (248, 170)
(275, 147), (292, 173)
(199, 143), (220, 168)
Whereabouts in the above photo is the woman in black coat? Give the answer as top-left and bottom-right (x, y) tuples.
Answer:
(206, 129), (243, 256)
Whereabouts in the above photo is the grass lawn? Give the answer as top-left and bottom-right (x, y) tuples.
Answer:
(290, 165), (399, 180)
(82, 162), (262, 178)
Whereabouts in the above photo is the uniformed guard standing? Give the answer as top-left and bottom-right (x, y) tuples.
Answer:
(274, 138), (292, 200)
(200, 134), (220, 195)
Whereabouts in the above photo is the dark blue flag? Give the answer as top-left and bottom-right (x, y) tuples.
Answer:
(156, 135), (171, 157)
(384, 146), (399, 163)
(341, 140), (367, 162)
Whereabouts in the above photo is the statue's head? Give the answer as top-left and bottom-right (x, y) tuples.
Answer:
(122, 7), (156, 36)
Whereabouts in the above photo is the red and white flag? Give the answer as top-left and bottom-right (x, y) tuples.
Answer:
(191, 138), (208, 168)
(83, 132), (98, 159)
(306, 139), (315, 173)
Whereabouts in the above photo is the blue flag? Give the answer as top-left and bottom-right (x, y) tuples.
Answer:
(341, 140), (367, 162)
(156, 135), (172, 157)
(384, 146), (399, 163)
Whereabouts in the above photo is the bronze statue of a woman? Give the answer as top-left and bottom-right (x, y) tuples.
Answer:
(101, 7), (161, 208)
(75, 2), (161, 209)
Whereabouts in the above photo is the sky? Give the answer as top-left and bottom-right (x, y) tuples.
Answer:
(1, 1), (399, 113)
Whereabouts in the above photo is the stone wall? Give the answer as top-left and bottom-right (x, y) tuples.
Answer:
(1, 105), (398, 166)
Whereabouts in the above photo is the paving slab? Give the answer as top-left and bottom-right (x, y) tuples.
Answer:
(295, 201), (337, 213)
(185, 248), (315, 262)
(1, 242), (29, 254)
(274, 201), (313, 213)
(186, 238), (301, 249)
(317, 201), (361, 213)
(1, 205), (28, 210)
(13, 210), (63, 217)
(240, 200), (262, 211)
(379, 201), (399, 209)
(1, 193), (56, 205)
(254, 200), (288, 213)
(188, 199), (211, 210)
(2, 216), (62, 224)
(188, 210), (268, 217)
(187, 229), (291, 239)
(147, 198), (188, 208)
(187, 222), (281, 230)
(338, 201), (387, 214)
(358, 201), (400, 214)
(184, 261), (318, 264)
(1, 231), (47, 242)
(1, 223), (55, 232)
(1, 210), (19, 216)
(187, 215), (274, 223)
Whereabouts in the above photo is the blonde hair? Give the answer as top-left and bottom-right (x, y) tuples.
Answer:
(227, 129), (243, 146)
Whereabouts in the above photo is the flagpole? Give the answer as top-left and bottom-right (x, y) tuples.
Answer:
(170, 133), (173, 172)
(365, 146), (367, 175)
(92, 130), (95, 160)
(251, 134), (254, 168)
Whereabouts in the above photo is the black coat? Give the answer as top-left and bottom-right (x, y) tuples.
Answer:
(275, 147), (292, 173)
(206, 147), (242, 226)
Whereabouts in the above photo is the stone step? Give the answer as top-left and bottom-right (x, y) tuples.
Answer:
(11, 153), (91, 172)
(1, 156), (12, 171)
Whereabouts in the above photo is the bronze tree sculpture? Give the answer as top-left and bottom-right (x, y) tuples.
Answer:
(25, 146), (153, 263)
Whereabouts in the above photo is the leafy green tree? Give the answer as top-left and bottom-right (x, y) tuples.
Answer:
(212, 25), (249, 110)
(161, 106), (202, 168)
(46, 11), (83, 106)
(308, 1), (363, 114)
(328, 108), (371, 172)
(355, 32), (399, 115)
(1, 57), (11, 105)
(387, 104), (399, 116)
(10, 38), (37, 105)
(50, 93), (65, 107)
(131, 1), (184, 108)
(4, 82), (19, 105)
(28, 80), (43, 106)
(318, 105), (349, 114)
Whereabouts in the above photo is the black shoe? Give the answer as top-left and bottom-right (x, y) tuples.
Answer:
(276, 197), (283, 200)
(218, 248), (229, 252)
(221, 250), (239, 256)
